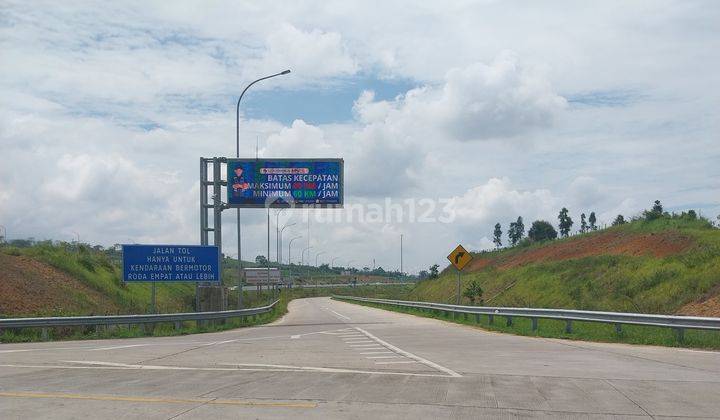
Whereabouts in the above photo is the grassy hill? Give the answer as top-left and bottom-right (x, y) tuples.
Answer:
(0, 244), (196, 316)
(0, 241), (409, 317)
(409, 216), (720, 316)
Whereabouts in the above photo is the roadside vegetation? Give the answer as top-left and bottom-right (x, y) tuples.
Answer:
(392, 201), (720, 349)
(414, 202), (720, 317)
(337, 298), (720, 349)
(0, 284), (413, 343)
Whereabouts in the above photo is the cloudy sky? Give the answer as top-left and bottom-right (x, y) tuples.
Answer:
(1, 1), (718, 273)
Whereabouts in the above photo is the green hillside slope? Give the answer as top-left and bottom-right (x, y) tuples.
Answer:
(410, 217), (720, 316)
(1, 244), (196, 316)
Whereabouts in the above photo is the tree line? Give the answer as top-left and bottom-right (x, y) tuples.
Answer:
(491, 200), (702, 249)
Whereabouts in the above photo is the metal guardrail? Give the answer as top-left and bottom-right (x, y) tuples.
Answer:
(0, 300), (279, 331)
(333, 296), (720, 338)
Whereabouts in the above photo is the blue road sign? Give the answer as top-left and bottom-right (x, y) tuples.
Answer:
(122, 245), (220, 283)
(227, 158), (343, 208)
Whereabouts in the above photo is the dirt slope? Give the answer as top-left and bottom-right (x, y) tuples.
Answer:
(677, 285), (720, 317)
(0, 253), (120, 316)
(464, 230), (695, 273)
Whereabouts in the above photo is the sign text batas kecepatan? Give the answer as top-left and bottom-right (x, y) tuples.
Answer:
(227, 158), (343, 208)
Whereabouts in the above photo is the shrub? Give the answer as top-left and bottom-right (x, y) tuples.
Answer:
(528, 220), (558, 242)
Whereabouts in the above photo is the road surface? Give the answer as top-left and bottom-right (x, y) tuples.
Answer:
(1, 297), (719, 419)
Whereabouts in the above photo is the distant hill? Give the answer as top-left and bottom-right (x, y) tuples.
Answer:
(410, 217), (720, 316)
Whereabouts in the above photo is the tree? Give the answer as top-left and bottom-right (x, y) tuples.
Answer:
(463, 280), (484, 305)
(612, 214), (626, 226)
(508, 216), (525, 246)
(418, 270), (429, 280)
(652, 200), (663, 213)
(528, 220), (558, 242)
(255, 255), (268, 265)
(429, 264), (439, 279)
(515, 216), (525, 241)
(558, 207), (573, 238)
(588, 212), (597, 231)
(580, 213), (587, 233)
(686, 209), (697, 220)
(493, 223), (502, 248)
(507, 222), (517, 246)
(644, 200), (664, 221)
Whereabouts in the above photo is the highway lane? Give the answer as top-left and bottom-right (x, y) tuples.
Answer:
(1, 297), (719, 419)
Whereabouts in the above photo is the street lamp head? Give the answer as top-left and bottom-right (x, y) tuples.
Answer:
(280, 69), (291, 75)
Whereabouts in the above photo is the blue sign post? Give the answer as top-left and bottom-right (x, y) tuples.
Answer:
(227, 158), (343, 208)
(122, 245), (220, 283)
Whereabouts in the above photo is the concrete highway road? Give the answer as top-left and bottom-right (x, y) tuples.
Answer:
(1, 297), (719, 419)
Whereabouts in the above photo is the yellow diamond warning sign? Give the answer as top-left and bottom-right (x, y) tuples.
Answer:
(447, 244), (473, 271)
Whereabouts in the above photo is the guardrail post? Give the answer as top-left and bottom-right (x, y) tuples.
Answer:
(615, 323), (622, 334)
(531, 318), (538, 331)
(506, 316), (512, 327)
(174, 322), (181, 331)
(41, 327), (48, 341)
(488, 314), (494, 325)
(565, 320), (573, 333)
(675, 327), (685, 343)
(475, 313), (480, 323)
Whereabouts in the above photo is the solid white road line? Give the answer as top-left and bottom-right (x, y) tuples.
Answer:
(326, 309), (351, 320)
(359, 351), (394, 355)
(0, 362), (450, 378)
(290, 328), (354, 339)
(374, 361), (419, 365)
(353, 327), (462, 378)
(366, 356), (400, 359)
(88, 344), (150, 351)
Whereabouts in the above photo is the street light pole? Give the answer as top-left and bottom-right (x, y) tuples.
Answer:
(301, 246), (313, 267)
(267, 208), (271, 293)
(288, 235), (302, 265)
(315, 251), (326, 267)
(235, 69), (291, 309)
(279, 221), (296, 265)
(301, 246), (313, 285)
(400, 233), (403, 277)
(275, 208), (285, 263)
(331, 256), (340, 269)
(314, 251), (326, 290)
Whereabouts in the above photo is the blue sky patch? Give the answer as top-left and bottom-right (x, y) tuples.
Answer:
(568, 89), (647, 108)
(238, 76), (417, 125)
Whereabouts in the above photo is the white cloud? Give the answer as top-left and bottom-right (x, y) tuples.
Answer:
(258, 24), (357, 79)
(567, 176), (605, 209)
(450, 178), (558, 227)
(352, 53), (567, 142)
